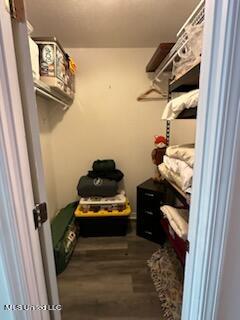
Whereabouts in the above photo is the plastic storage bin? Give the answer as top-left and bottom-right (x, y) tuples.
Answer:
(33, 37), (75, 98)
(79, 193), (127, 212)
(75, 201), (131, 237)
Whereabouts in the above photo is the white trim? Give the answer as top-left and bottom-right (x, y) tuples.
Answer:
(12, 15), (61, 320)
(0, 1), (49, 319)
(182, 0), (240, 319)
(216, 111), (240, 318)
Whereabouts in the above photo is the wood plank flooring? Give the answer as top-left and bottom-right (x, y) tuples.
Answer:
(57, 221), (164, 320)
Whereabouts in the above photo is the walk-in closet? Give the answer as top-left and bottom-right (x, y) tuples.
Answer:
(10, 0), (204, 319)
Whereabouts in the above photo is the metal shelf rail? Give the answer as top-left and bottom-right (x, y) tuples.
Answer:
(154, 0), (205, 84)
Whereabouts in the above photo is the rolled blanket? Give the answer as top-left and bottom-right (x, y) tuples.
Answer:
(77, 176), (118, 197)
(92, 159), (116, 172)
(161, 205), (189, 240)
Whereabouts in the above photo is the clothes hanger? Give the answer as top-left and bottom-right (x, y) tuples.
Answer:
(137, 81), (167, 101)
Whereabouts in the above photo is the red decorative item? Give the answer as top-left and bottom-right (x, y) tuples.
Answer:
(154, 135), (167, 148)
(152, 135), (167, 167)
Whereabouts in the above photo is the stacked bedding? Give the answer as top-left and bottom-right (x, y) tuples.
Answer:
(162, 89), (199, 120)
(161, 205), (189, 240)
(158, 144), (194, 193)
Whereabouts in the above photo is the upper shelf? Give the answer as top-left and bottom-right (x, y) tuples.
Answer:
(34, 79), (73, 110)
(152, 1), (205, 82)
(176, 106), (197, 119)
(146, 43), (175, 73)
(169, 63), (200, 93)
(163, 179), (191, 207)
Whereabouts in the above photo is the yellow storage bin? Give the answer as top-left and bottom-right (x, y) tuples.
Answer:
(75, 202), (131, 218)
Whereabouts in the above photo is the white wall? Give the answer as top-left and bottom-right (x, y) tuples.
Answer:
(170, 120), (196, 145)
(39, 48), (167, 214)
(37, 48), (196, 216)
(170, 92), (196, 145)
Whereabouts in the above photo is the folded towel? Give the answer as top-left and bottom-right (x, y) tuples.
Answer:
(161, 205), (189, 240)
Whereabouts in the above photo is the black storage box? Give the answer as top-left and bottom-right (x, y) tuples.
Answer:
(77, 216), (129, 237)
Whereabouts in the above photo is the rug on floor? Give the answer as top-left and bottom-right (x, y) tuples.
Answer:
(147, 243), (184, 320)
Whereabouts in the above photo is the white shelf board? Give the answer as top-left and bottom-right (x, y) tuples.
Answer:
(34, 79), (73, 109)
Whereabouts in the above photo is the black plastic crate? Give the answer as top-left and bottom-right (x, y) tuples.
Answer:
(77, 216), (129, 237)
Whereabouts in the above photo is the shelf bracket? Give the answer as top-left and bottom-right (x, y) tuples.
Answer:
(34, 87), (69, 111)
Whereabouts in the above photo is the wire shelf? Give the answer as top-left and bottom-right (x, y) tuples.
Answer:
(154, 0), (205, 82)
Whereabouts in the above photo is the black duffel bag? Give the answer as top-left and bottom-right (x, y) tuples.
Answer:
(92, 159), (116, 172)
(77, 176), (118, 197)
(87, 169), (124, 182)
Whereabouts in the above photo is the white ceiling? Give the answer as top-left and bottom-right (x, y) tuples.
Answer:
(25, 0), (199, 48)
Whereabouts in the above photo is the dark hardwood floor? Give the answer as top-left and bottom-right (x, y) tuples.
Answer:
(57, 221), (164, 320)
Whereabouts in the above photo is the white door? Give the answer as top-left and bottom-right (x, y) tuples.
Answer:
(2, 1), (61, 320)
(0, 1), (51, 320)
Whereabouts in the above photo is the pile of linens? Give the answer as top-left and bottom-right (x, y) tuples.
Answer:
(158, 144), (194, 193)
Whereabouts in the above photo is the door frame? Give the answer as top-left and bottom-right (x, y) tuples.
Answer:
(0, 1), (49, 319)
(182, 0), (240, 319)
(11, 12), (61, 320)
